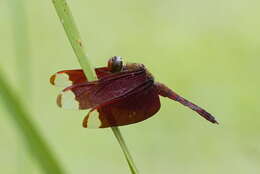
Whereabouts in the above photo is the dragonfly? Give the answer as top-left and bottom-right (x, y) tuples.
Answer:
(50, 56), (218, 128)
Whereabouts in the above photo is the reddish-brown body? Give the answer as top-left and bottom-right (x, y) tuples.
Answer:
(50, 58), (218, 128)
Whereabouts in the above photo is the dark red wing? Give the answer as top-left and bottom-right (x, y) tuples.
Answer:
(57, 68), (149, 110)
(82, 83), (160, 128)
(155, 82), (219, 124)
(95, 67), (112, 79)
(50, 67), (112, 87)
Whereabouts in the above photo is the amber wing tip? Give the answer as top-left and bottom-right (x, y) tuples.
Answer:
(50, 74), (56, 85)
(56, 94), (62, 107)
(82, 121), (87, 128)
(82, 115), (88, 128)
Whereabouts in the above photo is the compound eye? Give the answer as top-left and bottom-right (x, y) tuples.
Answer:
(108, 56), (123, 73)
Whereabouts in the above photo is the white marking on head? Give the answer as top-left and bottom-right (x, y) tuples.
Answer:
(60, 91), (79, 109)
(87, 110), (102, 128)
(54, 73), (72, 87)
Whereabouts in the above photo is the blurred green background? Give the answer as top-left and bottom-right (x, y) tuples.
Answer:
(1, 0), (260, 173)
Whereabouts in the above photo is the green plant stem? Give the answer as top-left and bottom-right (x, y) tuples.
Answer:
(0, 70), (65, 174)
(51, 0), (139, 173)
(51, 0), (95, 80)
(111, 127), (139, 174)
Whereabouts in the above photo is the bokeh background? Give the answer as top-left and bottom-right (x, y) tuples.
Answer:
(1, 0), (260, 173)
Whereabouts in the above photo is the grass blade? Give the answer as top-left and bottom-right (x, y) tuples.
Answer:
(9, 0), (31, 98)
(9, 1), (32, 173)
(51, 0), (139, 173)
(111, 127), (139, 174)
(0, 70), (65, 174)
(51, 0), (95, 80)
